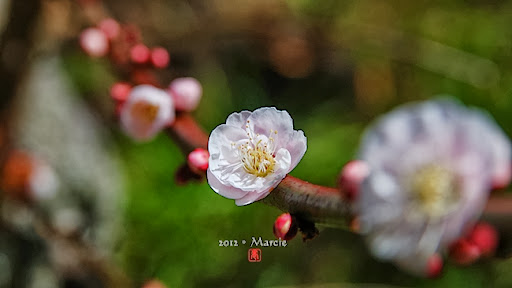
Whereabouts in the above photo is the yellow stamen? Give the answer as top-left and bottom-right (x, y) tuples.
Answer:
(239, 133), (276, 177)
(411, 164), (459, 218)
(130, 101), (159, 125)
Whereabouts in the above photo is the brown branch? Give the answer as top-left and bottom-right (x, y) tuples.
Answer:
(165, 113), (209, 154)
(168, 112), (512, 255)
(263, 176), (350, 227)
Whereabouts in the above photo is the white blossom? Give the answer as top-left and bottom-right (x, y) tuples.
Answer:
(207, 107), (307, 206)
(120, 85), (175, 141)
(357, 99), (511, 275)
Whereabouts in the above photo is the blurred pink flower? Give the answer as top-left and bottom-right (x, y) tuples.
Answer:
(79, 28), (109, 57)
(207, 107), (307, 206)
(120, 85), (174, 141)
(168, 77), (202, 112)
(356, 99), (511, 276)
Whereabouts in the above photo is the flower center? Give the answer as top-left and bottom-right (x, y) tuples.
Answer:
(238, 125), (277, 177)
(130, 101), (159, 125)
(411, 164), (459, 219)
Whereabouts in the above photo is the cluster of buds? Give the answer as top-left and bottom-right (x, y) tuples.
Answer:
(79, 18), (170, 70)
(448, 222), (498, 265)
(79, 17), (205, 143)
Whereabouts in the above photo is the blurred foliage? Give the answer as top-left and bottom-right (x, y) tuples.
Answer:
(59, 0), (512, 287)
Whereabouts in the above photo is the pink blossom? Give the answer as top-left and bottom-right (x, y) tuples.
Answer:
(207, 107), (307, 206)
(357, 99), (511, 276)
(120, 85), (174, 141)
(168, 77), (202, 112)
(79, 28), (109, 57)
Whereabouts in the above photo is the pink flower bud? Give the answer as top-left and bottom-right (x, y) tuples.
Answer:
(79, 28), (109, 57)
(468, 222), (498, 257)
(168, 77), (202, 112)
(273, 213), (298, 241)
(142, 280), (167, 288)
(448, 238), (481, 265)
(130, 44), (150, 64)
(110, 82), (132, 102)
(98, 18), (121, 40)
(426, 254), (443, 278)
(187, 148), (209, 174)
(151, 47), (170, 68)
(338, 160), (369, 201)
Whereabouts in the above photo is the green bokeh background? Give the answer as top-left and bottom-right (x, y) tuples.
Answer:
(65, 0), (512, 287)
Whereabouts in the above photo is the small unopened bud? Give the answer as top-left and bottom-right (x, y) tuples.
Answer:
(98, 18), (121, 40)
(273, 213), (298, 241)
(468, 222), (498, 257)
(338, 160), (369, 201)
(142, 280), (167, 288)
(110, 82), (132, 102)
(79, 28), (109, 57)
(168, 77), (202, 112)
(448, 238), (481, 265)
(151, 47), (170, 68)
(187, 148), (209, 174)
(130, 44), (150, 64)
(426, 253), (443, 278)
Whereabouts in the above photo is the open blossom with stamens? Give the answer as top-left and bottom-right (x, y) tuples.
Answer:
(207, 107), (307, 206)
(356, 99), (511, 276)
(120, 85), (175, 141)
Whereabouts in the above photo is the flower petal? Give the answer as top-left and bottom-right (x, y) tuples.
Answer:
(208, 124), (248, 161)
(207, 169), (249, 199)
(226, 110), (252, 128)
(247, 107), (294, 137)
(281, 130), (307, 172)
(235, 189), (270, 206)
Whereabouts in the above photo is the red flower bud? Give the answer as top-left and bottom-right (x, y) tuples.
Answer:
(187, 148), (209, 174)
(273, 213), (298, 241)
(338, 160), (369, 201)
(130, 44), (150, 64)
(151, 47), (170, 69)
(449, 238), (481, 265)
(468, 222), (498, 257)
(110, 82), (132, 102)
(98, 18), (121, 40)
(426, 253), (443, 278)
